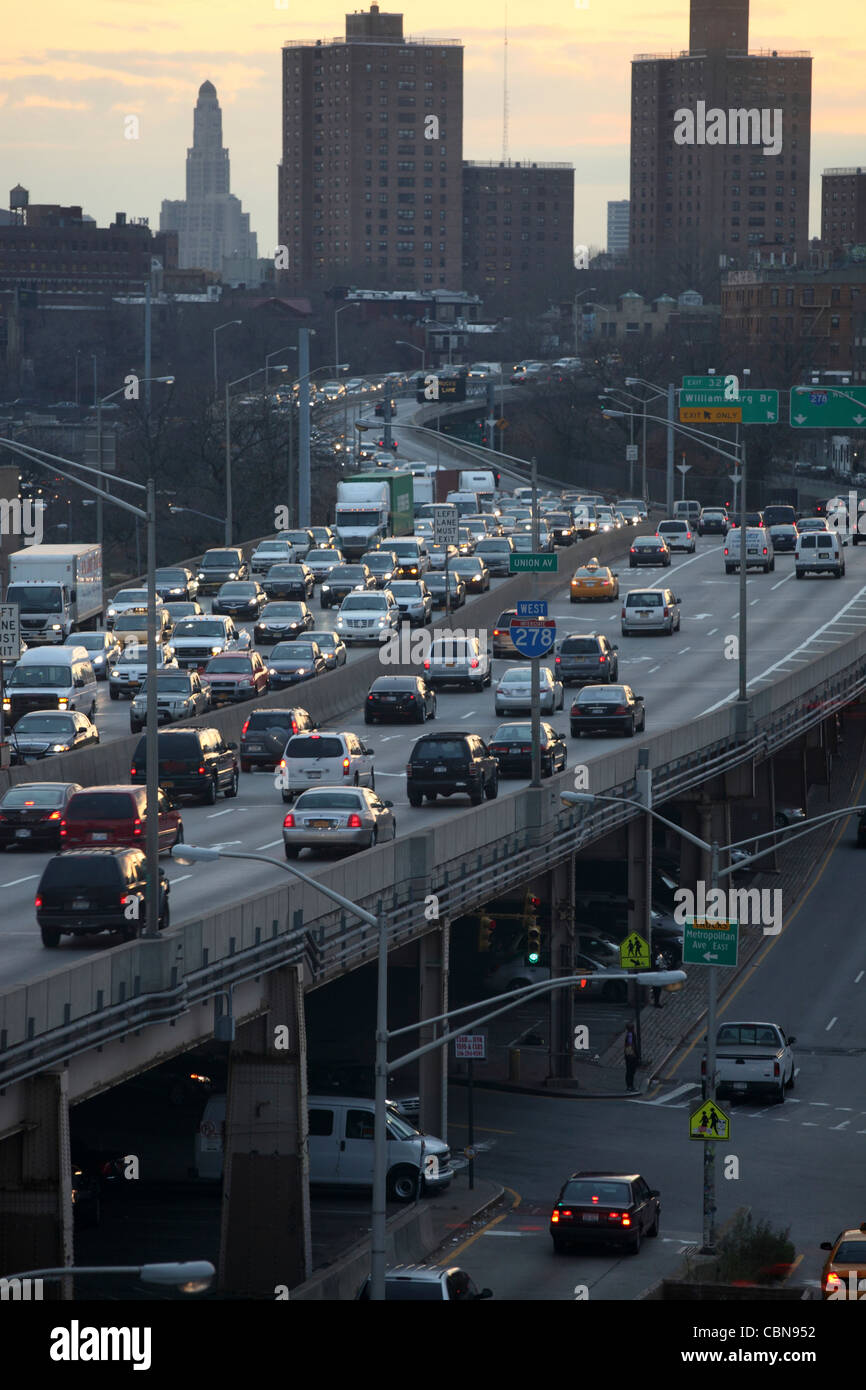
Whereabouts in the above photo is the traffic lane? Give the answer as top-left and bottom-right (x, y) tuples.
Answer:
(443, 1087), (701, 1300)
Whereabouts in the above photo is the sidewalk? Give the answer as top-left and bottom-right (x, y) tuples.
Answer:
(450, 709), (866, 1101)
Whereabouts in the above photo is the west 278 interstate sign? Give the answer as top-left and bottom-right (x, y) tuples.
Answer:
(510, 600), (556, 658)
(789, 386), (866, 428)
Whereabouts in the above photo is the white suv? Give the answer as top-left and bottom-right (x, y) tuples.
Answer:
(276, 730), (375, 803)
(423, 634), (492, 688)
(250, 540), (294, 576)
(621, 589), (681, 636)
(335, 590), (400, 644)
(657, 519), (696, 553)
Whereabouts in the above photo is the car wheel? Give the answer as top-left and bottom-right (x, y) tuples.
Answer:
(353, 772), (360, 786)
(130, 723), (141, 735)
(109, 688), (119, 701)
(284, 844), (299, 859)
(625, 718), (635, 738)
(281, 790), (292, 804)
(174, 822), (184, 847)
(469, 783), (484, 805)
(40, 926), (61, 948)
(786, 1066), (795, 1090)
(485, 774), (498, 800)
(416, 705), (425, 723)
(408, 791), (423, 808)
(364, 711), (374, 724)
(387, 1165), (419, 1204)
(203, 775), (218, 806)
(429, 698), (437, 720)
(224, 769), (239, 799)
(776, 1081), (785, 1105)
(796, 570), (804, 579)
(628, 1229), (642, 1255)
(368, 827), (378, 850)
(621, 627), (631, 637)
(647, 1211), (660, 1238)
(570, 726), (580, 738)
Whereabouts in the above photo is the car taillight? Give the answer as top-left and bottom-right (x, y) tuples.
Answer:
(423, 659), (430, 669)
(612, 705), (628, 715)
(342, 757), (351, 772)
(686, 532), (692, 539)
(599, 655), (607, 663)
(130, 767), (137, 778)
(284, 813), (295, 828)
(724, 547), (729, 555)
(763, 547), (768, 555)
(47, 811), (61, 821)
(469, 659), (479, 668)
(407, 693), (416, 700)
(347, 813), (363, 828)
(35, 895), (43, 908)
(620, 1214), (632, 1227)
(550, 1210), (560, 1224)
(663, 607), (670, 617)
(773, 1061), (780, 1077)
(824, 1272), (842, 1293)
(621, 607), (626, 618)
(59, 820), (67, 838)
(555, 656), (561, 665)
(132, 817), (142, 836)
(241, 719), (250, 737)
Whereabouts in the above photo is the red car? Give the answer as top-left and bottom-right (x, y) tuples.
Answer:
(200, 651), (269, 704)
(60, 785), (183, 856)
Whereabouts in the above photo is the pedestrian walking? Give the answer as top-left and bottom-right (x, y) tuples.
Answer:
(624, 1022), (640, 1092)
(652, 948), (667, 1007)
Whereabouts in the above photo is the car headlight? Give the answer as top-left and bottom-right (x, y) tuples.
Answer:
(321, 583), (330, 591)
(109, 668), (121, 678)
(295, 668), (306, 675)
(197, 573), (206, 580)
(211, 645), (222, 655)
(51, 743), (71, 753)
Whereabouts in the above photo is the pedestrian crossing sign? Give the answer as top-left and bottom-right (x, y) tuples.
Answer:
(689, 1099), (730, 1141)
(619, 932), (650, 970)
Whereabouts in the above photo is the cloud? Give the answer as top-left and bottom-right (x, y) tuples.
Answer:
(13, 94), (89, 109)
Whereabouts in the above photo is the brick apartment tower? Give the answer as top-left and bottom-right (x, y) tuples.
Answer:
(629, 0), (811, 295)
(821, 168), (866, 256)
(278, 4), (463, 289)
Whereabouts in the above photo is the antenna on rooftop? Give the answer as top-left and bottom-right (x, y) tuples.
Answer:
(502, 0), (510, 164)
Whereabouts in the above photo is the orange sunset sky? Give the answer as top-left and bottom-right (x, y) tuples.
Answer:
(1, 0), (864, 254)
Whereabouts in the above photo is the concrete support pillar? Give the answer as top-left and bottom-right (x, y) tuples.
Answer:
(418, 921), (449, 1140)
(218, 965), (311, 1297)
(731, 756), (776, 870)
(773, 742), (809, 817)
(0, 1072), (73, 1293)
(546, 857), (576, 1087)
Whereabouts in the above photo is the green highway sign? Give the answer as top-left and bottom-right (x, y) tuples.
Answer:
(509, 553), (558, 574)
(683, 375), (726, 389)
(679, 388), (779, 424)
(682, 916), (739, 967)
(789, 386), (866, 429)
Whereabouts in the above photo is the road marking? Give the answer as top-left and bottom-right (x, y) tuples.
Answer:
(255, 840), (283, 850)
(649, 665), (660, 674)
(809, 1101), (831, 1107)
(826, 1017), (837, 1031)
(483, 1229), (525, 1237)
(449, 1123), (516, 1134)
(750, 598), (760, 606)
(707, 628), (718, 636)
(207, 808), (234, 818)
(771, 572), (794, 591)
(461, 710), (476, 719)
(802, 1122), (820, 1127)
(170, 874), (192, 884)
(440, 1186), (521, 1263)
(1, 874), (38, 887)
(855, 970), (864, 984)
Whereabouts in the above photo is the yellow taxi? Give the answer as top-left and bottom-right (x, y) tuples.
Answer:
(820, 1222), (866, 1300)
(569, 559), (620, 603)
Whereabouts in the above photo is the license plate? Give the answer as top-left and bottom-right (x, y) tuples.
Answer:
(433, 765), (447, 773)
(733, 1081), (748, 1091)
(818, 552), (829, 559)
(581, 1213), (599, 1223)
(162, 780), (174, 789)
(72, 898), (89, 910)
(91, 832), (108, 842)
(637, 610), (651, 616)
(381, 694), (397, 701)
(311, 820), (333, 829)
(306, 771), (322, 779)
(445, 661), (456, 667)
(15, 828), (31, 838)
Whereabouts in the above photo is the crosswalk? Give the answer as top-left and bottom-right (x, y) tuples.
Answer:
(633, 1081), (866, 1133)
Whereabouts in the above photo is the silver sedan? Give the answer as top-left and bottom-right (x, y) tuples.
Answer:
(282, 787), (396, 858)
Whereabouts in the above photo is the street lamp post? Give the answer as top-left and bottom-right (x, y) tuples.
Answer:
(626, 377), (678, 513)
(213, 320), (242, 397)
(168, 504), (224, 525)
(96, 377), (174, 551)
(396, 339), (426, 372)
(265, 344), (297, 390)
(224, 364), (291, 544)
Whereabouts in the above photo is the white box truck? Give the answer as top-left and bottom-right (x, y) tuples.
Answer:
(333, 480), (391, 558)
(5, 543), (102, 644)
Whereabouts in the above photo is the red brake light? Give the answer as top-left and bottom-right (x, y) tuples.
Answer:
(59, 820), (67, 838)
(408, 693), (416, 700)
(342, 757), (351, 772)
(469, 658), (479, 668)
(599, 655), (606, 663)
(311, 732), (320, 739)
(347, 813), (363, 828)
(130, 767), (136, 778)
(132, 817), (142, 836)
(773, 1061), (781, 1077)
(763, 547), (768, 555)
(555, 656), (561, 664)
(550, 1210), (560, 1224)
(621, 1215), (632, 1227)
(241, 719), (250, 737)
(825, 1272), (842, 1292)
(724, 547), (729, 555)
(423, 659), (430, 669)
(198, 765), (206, 775)
(47, 810), (62, 821)
(35, 895), (43, 909)
(284, 813), (295, 828)
(686, 532), (691, 539)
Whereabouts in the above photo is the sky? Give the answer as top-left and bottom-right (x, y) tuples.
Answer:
(1, 1), (864, 256)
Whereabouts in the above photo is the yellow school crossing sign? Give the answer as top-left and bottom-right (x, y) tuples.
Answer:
(689, 1099), (731, 1141)
(619, 932), (650, 969)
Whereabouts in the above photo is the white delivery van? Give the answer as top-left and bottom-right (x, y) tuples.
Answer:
(3, 644), (97, 723)
(673, 500), (702, 524)
(194, 1094), (452, 1202)
(795, 529), (845, 578)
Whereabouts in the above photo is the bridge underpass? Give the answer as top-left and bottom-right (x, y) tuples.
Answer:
(0, 672), (857, 1293)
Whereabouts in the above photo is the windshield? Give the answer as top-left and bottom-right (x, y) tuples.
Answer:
(73, 634), (105, 650)
(316, 632), (337, 647)
(116, 615), (149, 632)
(201, 552), (239, 567)
(219, 584), (255, 595)
(264, 603), (304, 616)
(492, 724), (532, 740)
(308, 550), (337, 563)
(500, 668), (531, 682)
(294, 790), (363, 809)
(206, 658), (251, 673)
(627, 592), (662, 606)
(285, 736), (344, 758)
(113, 591), (147, 606)
(13, 714), (75, 733)
(389, 583), (421, 596)
(155, 570), (187, 584)
(154, 676), (190, 692)
(577, 687), (627, 703)
(66, 792), (135, 820)
(329, 568), (363, 582)
(173, 620), (225, 638)
(390, 543), (420, 558)
(342, 594), (385, 610)
(9, 665), (75, 688)
(6, 585), (63, 613)
(1, 785), (68, 808)
(337, 510), (383, 527)
(561, 638), (600, 654)
(561, 1179), (632, 1206)
(412, 740), (468, 761)
(273, 643), (315, 660)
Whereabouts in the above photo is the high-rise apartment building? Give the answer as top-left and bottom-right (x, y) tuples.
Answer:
(278, 5), (463, 289)
(630, 0), (811, 294)
(160, 81), (257, 273)
(822, 169), (866, 255)
(462, 162), (574, 296)
(607, 200), (630, 257)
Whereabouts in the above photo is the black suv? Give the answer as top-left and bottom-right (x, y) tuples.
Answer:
(320, 564), (376, 609)
(35, 848), (170, 947)
(130, 728), (239, 804)
(406, 732), (499, 807)
(196, 547), (248, 595)
(555, 633), (619, 686)
(240, 706), (315, 771)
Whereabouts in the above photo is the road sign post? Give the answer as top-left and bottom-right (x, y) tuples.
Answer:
(0, 603), (20, 765)
(456, 1033), (487, 1190)
(682, 916), (739, 967)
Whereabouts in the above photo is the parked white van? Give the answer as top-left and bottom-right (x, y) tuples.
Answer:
(2, 644), (97, 723)
(194, 1093), (452, 1202)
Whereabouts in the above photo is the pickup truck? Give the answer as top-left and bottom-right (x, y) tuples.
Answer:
(702, 1021), (796, 1104)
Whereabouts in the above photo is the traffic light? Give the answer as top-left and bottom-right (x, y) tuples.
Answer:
(526, 895), (542, 963)
(477, 914), (496, 952)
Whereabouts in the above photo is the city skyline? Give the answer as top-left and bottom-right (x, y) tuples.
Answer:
(2, 1), (862, 262)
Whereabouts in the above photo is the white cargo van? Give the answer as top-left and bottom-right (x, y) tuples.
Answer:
(3, 644), (97, 723)
(194, 1093), (452, 1202)
(446, 490), (482, 517)
(673, 499), (701, 524)
(459, 470), (497, 497)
